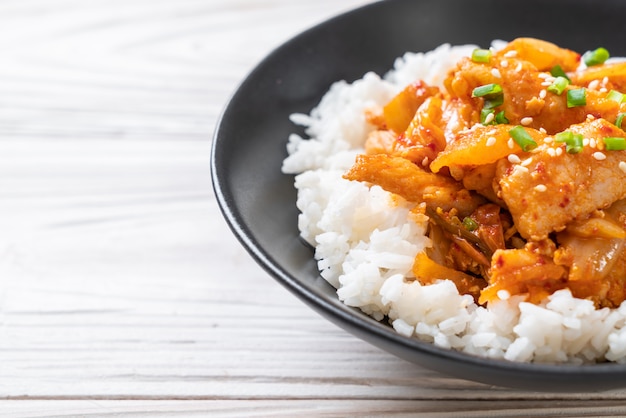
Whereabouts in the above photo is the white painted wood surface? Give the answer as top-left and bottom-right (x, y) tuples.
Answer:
(2, 0), (626, 416)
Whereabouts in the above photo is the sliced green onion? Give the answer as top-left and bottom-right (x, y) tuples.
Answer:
(583, 47), (610, 67)
(483, 94), (504, 109)
(474, 83), (504, 119)
(471, 48), (492, 63)
(604, 137), (626, 151)
(547, 76), (569, 95)
(480, 108), (495, 125)
(566, 140), (583, 154)
(472, 83), (503, 98)
(555, 131), (584, 154)
(462, 217), (479, 231)
(607, 90), (625, 104)
(616, 113), (626, 130)
(567, 88), (587, 108)
(481, 109), (509, 126)
(509, 126), (538, 152)
(495, 110), (509, 124)
(550, 65), (571, 82)
(555, 131), (574, 142)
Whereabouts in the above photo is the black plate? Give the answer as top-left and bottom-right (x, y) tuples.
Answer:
(211, 0), (626, 391)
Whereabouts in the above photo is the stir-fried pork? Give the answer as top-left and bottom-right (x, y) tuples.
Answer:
(345, 38), (626, 307)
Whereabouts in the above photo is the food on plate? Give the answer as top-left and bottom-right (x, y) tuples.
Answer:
(282, 38), (626, 363)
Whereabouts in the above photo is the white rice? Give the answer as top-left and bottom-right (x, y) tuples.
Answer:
(281, 42), (626, 363)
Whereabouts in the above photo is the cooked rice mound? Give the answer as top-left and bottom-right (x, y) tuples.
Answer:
(281, 42), (626, 364)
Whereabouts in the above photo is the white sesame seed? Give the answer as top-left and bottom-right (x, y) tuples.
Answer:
(484, 112), (495, 124)
(539, 89), (547, 99)
(538, 73), (550, 79)
(603, 76), (609, 85)
(491, 68), (502, 78)
(508, 154), (522, 164)
(500, 59), (509, 68)
(600, 87), (608, 93)
(534, 184), (548, 192)
(508, 138), (515, 149)
(513, 165), (529, 175)
(544, 136), (553, 143)
(555, 147), (563, 156)
(588, 80), (600, 90)
(593, 151), (606, 160)
(515, 63), (523, 72)
(541, 81), (552, 87)
(487, 128), (497, 135)
(497, 289), (511, 300)
(619, 161), (626, 173)
(539, 127), (547, 134)
(504, 50), (518, 58)
(590, 138), (597, 148)
(587, 114), (596, 121)
(547, 148), (556, 157)
(521, 157), (533, 167)
(422, 156), (429, 167)
(486, 136), (497, 146)
(521, 117), (533, 126)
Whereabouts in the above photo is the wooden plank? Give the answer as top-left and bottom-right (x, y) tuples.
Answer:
(0, 0), (372, 141)
(4, 400), (626, 417)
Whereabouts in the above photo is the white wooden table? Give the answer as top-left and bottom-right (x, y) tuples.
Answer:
(3, 1), (626, 416)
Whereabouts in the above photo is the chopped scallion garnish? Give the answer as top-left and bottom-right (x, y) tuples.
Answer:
(555, 131), (574, 142)
(472, 83), (503, 98)
(483, 94), (504, 109)
(583, 47), (610, 67)
(480, 108), (495, 125)
(480, 109), (508, 126)
(462, 217), (479, 231)
(607, 90), (625, 104)
(604, 137), (626, 151)
(474, 83), (504, 118)
(471, 48), (492, 63)
(567, 88), (587, 108)
(495, 110), (509, 124)
(509, 126), (538, 152)
(550, 65), (571, 82)
(616, 113), (626, 130)
(547, 76), (569, 95)
(555, 131), (584, 154)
